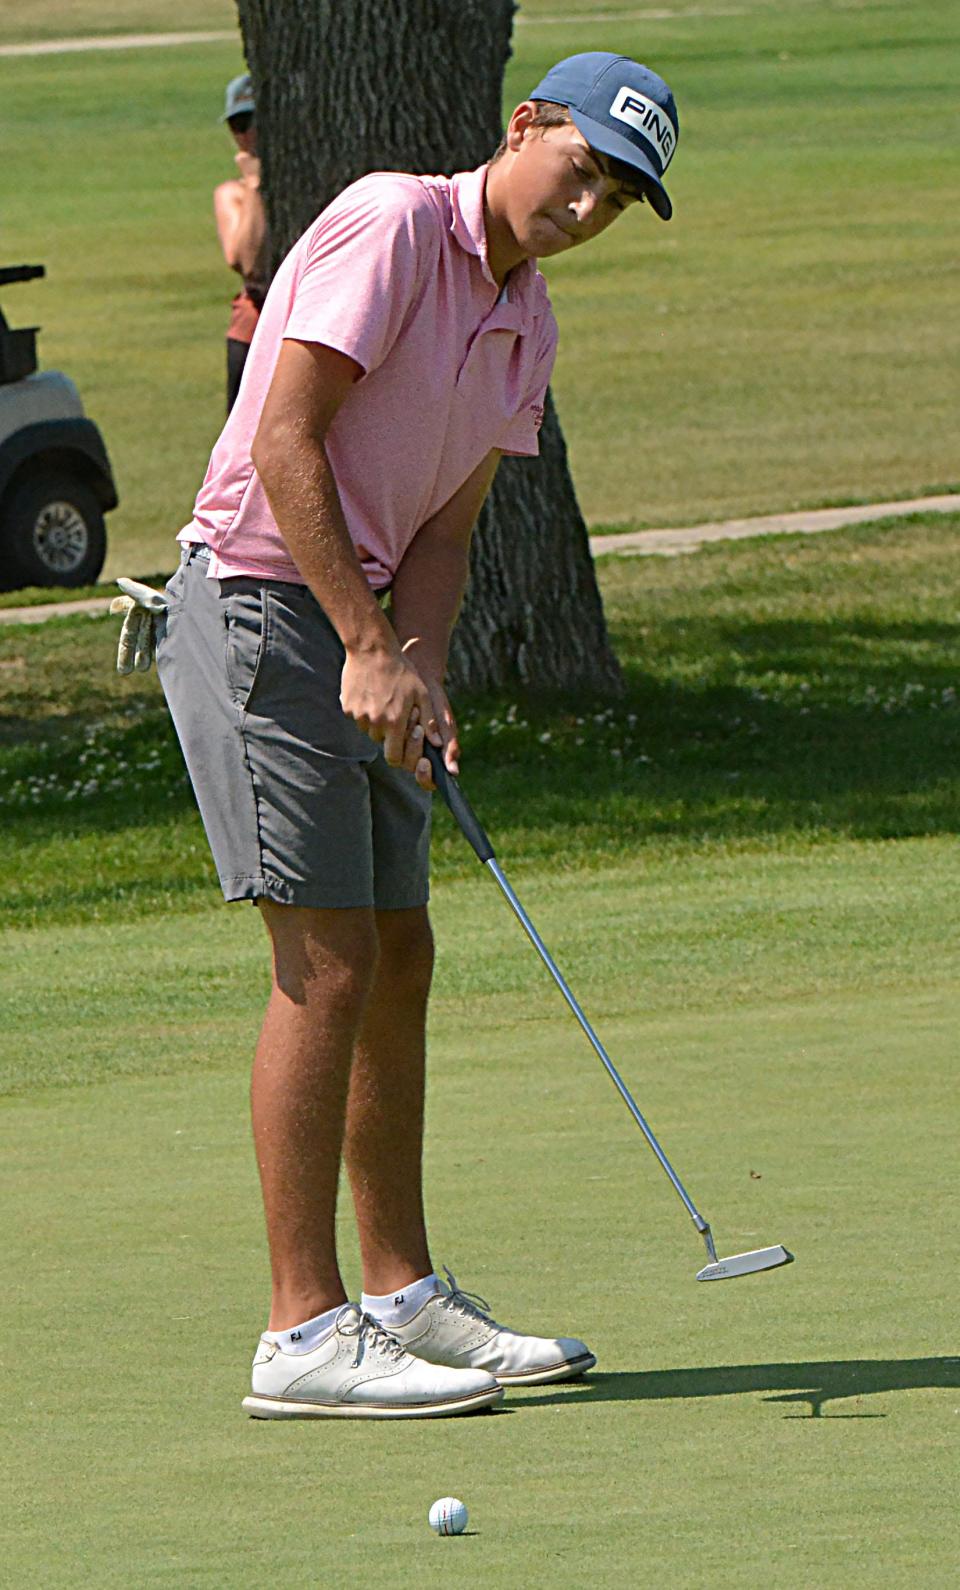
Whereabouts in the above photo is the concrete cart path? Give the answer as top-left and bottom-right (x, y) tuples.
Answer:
(0, 491), (957, 627)
(0, 14), (745, 57)
(0, 596), (118, 627)
(588, 492), (960, 559)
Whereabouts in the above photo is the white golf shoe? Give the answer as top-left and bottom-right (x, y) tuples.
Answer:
(382, 1268), (597, 1387)
(242, 1303), (503, 1419)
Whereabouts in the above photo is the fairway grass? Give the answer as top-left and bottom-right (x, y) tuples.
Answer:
(3, 845), (958, 1585)
(3, 0), (958, 577)
(3, 513), (959, 930)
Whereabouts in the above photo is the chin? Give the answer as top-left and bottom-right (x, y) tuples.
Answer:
(521, 221), (566, 258)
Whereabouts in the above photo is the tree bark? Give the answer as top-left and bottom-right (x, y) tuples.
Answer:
(235, 0), (622, 696)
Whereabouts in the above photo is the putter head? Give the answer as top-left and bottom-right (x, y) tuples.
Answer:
(696, 1244), (794, 1282)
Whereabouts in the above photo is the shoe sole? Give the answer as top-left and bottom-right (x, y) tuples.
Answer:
(242, 1384), (504, 1420)
(494, 1351), (598, 1387)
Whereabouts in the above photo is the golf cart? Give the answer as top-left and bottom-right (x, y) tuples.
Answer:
(0, 264), (117, 589)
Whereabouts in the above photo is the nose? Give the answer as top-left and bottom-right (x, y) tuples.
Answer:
(568, 188), (600, 228)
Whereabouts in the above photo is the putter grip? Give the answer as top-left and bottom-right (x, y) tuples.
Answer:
(424, 741), (495, 863)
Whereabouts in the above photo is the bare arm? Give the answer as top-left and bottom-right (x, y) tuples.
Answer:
(214, 163), (266, 278)
(251, 339), (434, 770)
(390, 448), (501, 779)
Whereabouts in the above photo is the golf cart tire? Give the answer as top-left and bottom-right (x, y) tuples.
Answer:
(3, 467), (107, 588)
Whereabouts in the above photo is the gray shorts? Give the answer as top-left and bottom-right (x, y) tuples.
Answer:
(155, 545), (431, 910)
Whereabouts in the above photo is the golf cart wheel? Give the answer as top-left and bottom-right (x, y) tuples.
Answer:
(4, 468), (107, 588)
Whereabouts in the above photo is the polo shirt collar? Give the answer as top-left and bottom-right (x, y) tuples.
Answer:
(449, 165), (542, 330)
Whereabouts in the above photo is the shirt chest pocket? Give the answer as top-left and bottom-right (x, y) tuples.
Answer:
(455, 325), (527, 420)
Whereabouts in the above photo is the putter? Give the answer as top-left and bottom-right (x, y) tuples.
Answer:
(425, 742), (794, 1283)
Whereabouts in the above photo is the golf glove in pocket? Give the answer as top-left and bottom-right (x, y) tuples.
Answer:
(110, 578), (171, 674)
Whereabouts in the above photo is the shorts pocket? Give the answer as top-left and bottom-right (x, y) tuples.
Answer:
(223, 585), (267, 710)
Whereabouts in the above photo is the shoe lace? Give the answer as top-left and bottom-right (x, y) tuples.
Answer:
(336, 1305), (406, 1368)
(438, 1265), (503, 1328)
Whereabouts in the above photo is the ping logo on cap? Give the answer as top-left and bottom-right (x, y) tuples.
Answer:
(609, 87), (676, 170)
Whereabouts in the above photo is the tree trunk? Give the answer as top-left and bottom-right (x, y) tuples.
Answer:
(235, 0), (622, 696)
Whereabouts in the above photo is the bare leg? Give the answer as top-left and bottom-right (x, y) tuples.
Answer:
(344, 906), (435, 1295)
(251, 901), (379, 1330)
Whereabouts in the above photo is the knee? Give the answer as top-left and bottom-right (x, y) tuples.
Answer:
(261, 903), (380, 1012)
(376, 909), (435, 996)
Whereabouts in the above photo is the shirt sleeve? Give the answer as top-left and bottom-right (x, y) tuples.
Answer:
(284, 174), (439, 377)
(497, 307), (559, 458)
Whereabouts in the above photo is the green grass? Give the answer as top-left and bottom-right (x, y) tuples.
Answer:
(2, 512), (958, 929)
(3, 516), (959, 1586)
(3, 849), (959, 1584)
(3, 9), (960, 1580)
(2, 0), (958, 580)
(0, 0), (235, 46)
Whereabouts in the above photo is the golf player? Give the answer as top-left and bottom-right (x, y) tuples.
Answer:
(155, 53), (679, 1418)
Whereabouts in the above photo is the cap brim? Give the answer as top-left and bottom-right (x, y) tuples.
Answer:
(569, 108), (673, 220)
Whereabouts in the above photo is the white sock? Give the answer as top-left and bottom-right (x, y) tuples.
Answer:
(264, 1302), (343, 1355)
(361, 1272), (440, 1327)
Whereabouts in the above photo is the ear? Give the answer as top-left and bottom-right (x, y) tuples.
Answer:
(505, 101), (539, 153)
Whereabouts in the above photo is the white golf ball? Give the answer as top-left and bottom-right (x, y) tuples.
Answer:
(428, 1496), (468, 1535)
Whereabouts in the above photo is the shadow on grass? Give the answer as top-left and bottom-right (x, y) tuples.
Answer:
(518, 1358), (960, 1418)
(456, 607), (960, 846)
(3, 607), (960, 868)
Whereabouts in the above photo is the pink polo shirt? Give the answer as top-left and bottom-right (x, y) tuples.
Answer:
(180, 163), (558, 588)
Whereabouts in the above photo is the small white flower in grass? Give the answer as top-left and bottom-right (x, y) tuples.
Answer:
(538, 731), (551, 744)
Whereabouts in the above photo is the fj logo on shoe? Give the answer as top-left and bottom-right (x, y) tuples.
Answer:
(290, 1329), (302, 1341)
(609, 87), (676, 169)
(394, 1294), (404, 1307)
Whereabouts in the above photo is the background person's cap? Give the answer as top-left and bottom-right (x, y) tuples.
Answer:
(221, 73), (255, 122)
(527, 53), (678, 220)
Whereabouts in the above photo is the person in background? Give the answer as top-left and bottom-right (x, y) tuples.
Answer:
(214, 73), (268, 413)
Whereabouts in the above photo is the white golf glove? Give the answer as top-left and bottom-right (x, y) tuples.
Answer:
(109, 578), (172, 674)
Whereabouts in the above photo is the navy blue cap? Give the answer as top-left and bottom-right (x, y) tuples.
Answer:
(528, 53), (678, 220)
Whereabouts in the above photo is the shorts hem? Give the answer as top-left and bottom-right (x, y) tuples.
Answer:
(371, 890), (431, 912)
(220, 872), (429, 911)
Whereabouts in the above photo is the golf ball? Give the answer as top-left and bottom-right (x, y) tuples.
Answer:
(428, 1496), (468, 1536)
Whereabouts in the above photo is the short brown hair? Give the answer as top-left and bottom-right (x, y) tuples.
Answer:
(489, 101), (572, 163)
(490, 100), (649, 203)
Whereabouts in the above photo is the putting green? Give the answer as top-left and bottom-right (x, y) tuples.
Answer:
(3, 843), (957, 1584)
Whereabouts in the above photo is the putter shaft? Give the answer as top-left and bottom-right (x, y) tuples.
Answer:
(486, 856), (717, 1262)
